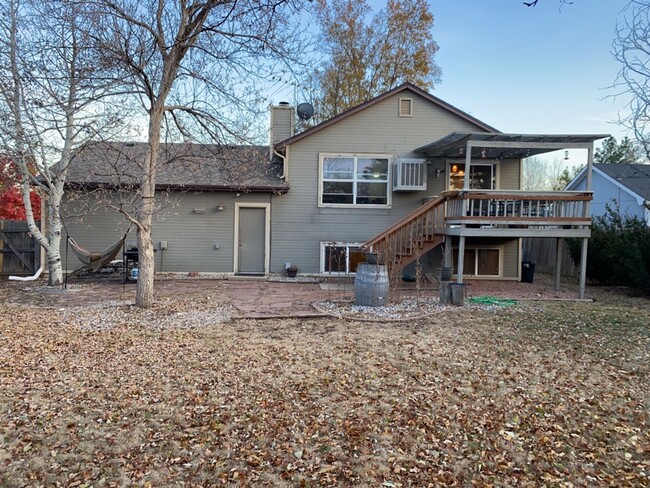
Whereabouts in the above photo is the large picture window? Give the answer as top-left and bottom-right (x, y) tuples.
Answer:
(452, 247), (501, 277)
(320, 154), (390, 206)
(321, 242), (365, 274)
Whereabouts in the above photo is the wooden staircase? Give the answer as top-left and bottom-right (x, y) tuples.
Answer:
(361, 196), (447, 271)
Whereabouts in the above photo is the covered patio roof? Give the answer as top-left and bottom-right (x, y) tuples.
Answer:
(414, 132), (609, 159)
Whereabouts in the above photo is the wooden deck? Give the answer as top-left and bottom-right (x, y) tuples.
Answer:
(361, 190), (593, 272)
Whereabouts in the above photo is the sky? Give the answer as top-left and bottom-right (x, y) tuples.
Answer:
(429, 0), (629, 140)
(271, 0), (633, 165)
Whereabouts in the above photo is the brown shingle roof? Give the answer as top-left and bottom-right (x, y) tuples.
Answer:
(67, 141), (288, 192)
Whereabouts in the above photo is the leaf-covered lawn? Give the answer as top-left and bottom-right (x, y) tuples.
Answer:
(1, 298), (648, 486)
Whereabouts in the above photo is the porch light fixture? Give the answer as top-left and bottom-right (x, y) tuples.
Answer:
(564, 150), (570, 160)
(217, 202), (225, 211)
(481, 149), (487, 158)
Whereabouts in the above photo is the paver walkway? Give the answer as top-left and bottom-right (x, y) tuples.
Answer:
(2, 273), (588, 317)
(1, 278), (351, 317)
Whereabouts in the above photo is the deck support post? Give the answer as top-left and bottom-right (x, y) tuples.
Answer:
(457, 236), (465, 283)
(578, 237), (588, 299)
(555, 237), (563, 291)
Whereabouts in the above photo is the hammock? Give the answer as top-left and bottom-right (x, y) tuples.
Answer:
(67, 235), (126, 272)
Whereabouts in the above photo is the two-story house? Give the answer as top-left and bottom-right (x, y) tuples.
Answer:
(61, 83), (606, 298)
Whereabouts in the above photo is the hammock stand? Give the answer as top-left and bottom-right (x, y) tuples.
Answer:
(64, 225), (132, 288)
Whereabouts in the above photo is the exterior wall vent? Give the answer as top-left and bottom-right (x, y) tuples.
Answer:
(399, 97), (413, 117)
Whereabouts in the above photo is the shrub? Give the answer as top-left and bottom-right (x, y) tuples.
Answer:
(568, 205), (650, 294)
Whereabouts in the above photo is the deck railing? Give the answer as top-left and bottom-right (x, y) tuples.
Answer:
(444, 190), (592, 225)
(361, 195), (446, 267)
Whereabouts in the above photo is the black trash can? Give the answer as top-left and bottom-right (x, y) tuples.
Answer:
(521, 261), (536, 283)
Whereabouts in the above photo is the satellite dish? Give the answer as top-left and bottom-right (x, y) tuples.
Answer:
(296, 102), (314, 121)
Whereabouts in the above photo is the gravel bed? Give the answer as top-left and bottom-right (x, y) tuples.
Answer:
(314, 297), (445, 321)
(267, 274), (323, 283)
(62, 297), (234, 331)
(313, 296), (534, 321)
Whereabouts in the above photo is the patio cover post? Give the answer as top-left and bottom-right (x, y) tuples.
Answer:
(463, 142), (472, 190)
(462, 142), (473, 218)
(579, 237), (588, 299)
(555, 237), (563, 291)
(457, 236), (465, 283)
(585, 145), (594, 212)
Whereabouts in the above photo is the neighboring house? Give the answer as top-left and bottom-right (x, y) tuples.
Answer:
(566, 163), (650, 225)
(61, 83), (607, 297)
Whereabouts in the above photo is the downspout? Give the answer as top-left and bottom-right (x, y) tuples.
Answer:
(274, 148), (287, 179)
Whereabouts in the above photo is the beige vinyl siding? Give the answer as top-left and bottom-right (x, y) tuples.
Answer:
(271, 89), (492, 273)
(499, 159), (521, 190)
(61, 190), (271, 273)
(502, 238), (520, 279)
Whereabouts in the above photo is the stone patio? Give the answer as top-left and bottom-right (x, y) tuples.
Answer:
(0, 271), (594, 318)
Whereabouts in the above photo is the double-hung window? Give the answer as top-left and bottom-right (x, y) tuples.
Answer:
(320, 154), (390, 207)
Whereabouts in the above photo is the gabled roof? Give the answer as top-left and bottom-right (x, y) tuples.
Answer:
(276, 82), (500, 149)
(594, 164), (650, 201)
(67, 141), (288, 192)
(567, 163), (650, 204)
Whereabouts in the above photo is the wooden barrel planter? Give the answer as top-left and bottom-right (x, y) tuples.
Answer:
(354, 264), (389, 307)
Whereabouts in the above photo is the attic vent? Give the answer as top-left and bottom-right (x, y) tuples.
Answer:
(399, 97), (413, 117)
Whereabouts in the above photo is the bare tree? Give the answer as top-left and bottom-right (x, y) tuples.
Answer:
(0, 0), (124, 285)
(614, 0), (650, 160)
(522, 157), (550, 190)
(90, 0), (305, 308)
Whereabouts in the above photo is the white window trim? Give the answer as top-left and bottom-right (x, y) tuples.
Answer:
(453, 245), (503, 278)
(446, 160), (501, 191)
(320, 241), (364, 275)
(398, 97), (413, 117)
(318, 153), (392, 208)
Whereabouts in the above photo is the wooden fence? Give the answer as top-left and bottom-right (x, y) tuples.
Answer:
(522, 237), (578, 277)
(0, 220), (40, 275)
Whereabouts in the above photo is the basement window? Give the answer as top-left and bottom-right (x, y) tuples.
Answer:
(321, 242), (365, 275)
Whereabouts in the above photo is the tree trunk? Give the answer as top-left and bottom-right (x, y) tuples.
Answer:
(135, 220), (154, 307)
(21, 178), (65, 286)
(45, 204), (63, 286)
(135, 105), (163, 308)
